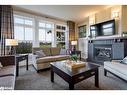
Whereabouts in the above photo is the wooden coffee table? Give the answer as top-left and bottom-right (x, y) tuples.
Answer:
(50, 61), (100, 90)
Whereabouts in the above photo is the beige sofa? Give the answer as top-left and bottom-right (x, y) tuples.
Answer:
(32, 47), (70, 71)
(0, 56), (16, 90)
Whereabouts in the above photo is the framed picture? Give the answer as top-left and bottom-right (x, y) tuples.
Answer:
(78, 25), (87, 38)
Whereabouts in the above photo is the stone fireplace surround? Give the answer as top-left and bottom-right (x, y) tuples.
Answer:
(88, 37), (127, 64)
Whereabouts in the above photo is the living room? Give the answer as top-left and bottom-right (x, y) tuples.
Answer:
(0, 2), (127, 94)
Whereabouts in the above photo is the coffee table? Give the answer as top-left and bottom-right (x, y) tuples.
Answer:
(50, 61), (100, 90)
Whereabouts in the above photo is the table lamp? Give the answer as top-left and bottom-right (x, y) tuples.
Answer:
(6, 39), (18, 55)
(71, 40), (77, 52)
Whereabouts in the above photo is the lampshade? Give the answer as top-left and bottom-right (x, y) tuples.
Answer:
(71, 41), (77, 45)
(5, 39), (18, 46)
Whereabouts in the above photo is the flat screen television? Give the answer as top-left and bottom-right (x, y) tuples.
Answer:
(101, 20), (115, 36)
(90, 19), (115, 37)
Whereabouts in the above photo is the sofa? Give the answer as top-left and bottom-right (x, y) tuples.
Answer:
(32, 47), (70, 71)
(104, 60), (127, 81)
(0, 55), (16, 90)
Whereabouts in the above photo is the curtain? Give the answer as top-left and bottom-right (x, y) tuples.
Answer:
(0, 5), (14, 56)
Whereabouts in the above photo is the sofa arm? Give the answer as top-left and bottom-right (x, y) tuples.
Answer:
(0, 55), (15, 66)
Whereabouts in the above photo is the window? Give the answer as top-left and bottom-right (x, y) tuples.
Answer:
(39, 22), (53, 43)
(78, 25), (87, 38)
(90, 25), (97, 37)
(14, 15), (34, 41)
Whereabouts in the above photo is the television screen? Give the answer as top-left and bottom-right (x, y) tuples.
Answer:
(90, 19), (115, 37)
(102, 22), (115, 36)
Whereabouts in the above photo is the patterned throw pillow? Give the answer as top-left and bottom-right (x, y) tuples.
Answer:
(35, 50), (46, 58)
(120, 56), (127, 64)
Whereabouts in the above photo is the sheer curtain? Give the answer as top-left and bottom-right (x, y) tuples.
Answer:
(0, 5), (14, 55)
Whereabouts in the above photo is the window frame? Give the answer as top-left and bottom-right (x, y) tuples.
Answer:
(38, 20), (54, 43)
(14, 14), (34, 42)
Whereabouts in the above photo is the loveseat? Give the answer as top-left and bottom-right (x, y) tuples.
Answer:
(104, 60), (127, 81)
(32, 47), (70, 71)
(0, 55), (16, 90)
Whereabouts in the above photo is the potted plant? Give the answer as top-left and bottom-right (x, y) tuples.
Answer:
(70, 54), (78, 62)
(122, 32), (127, 37)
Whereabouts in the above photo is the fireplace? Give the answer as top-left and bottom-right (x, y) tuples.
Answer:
(94, 45), (112, 61)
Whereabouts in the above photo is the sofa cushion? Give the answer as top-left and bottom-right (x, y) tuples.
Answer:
(37, 56), (56, 63)
(0, 65), (16, 77)
(36, 55), (70, 64)
(33, 47), (51, 56)
(41, 48), (51, 56)
(35, 50), (46, 58)
(60, 49), (67, 55)
(104, 61), (127, 76)
(0, 76), (15, 90)
(53, 55), (70, 61)
(32, 47), (42, 54)
(51, 48), (60, 56)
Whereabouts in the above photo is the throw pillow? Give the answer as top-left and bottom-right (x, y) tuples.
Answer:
(60, 49), (66, 55)
(35, 50), (46, 58)
(120, 56), (127, 64)
(0, 62), (3, 69)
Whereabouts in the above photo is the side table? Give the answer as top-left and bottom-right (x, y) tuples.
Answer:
(16, 54), (28, 76)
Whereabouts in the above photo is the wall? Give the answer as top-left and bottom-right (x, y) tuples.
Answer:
(95, 5), (122, 35)
(77, 17), (89, 58)
(95, 7), (111, 23)
(122, 5), (127, 33)
(77, 5), (123, 59)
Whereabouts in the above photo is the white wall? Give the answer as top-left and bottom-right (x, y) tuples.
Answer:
(77, 17), (89, 59)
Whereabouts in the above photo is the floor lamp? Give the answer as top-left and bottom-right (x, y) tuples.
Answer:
(5, 39), (18, 55)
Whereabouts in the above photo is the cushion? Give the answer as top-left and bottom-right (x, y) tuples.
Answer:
(36, 55), (70, 63)
(51, 48), (60, 56)
(53, 55), (70, 61)
(60, 49), (66, 55)
(37, 56), (56, 63)
(104, 61), (127, 76)
(120, 56), (127, 64)
(0, 75), (15, 90)
(0, 65), (16, 77)
(35, 50), (46, 58)
(41, 48), (51, 56)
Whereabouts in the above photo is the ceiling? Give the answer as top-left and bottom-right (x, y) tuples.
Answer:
(16, 5), (110, 23)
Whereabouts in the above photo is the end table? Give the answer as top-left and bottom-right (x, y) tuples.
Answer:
(16, 54), (28, 76)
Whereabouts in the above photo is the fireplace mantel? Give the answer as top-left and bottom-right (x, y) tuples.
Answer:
(88, 36), (127, 41)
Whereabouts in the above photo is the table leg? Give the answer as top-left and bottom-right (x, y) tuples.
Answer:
(104, 69), (107, 76)
(80, 53), (81, 60)
(69, 83), (74, 90)
(26, 56), (28, 70)
(95, 68), (99, 87)
(51, 68), (54, 82)
(16, 60), (19, 76)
